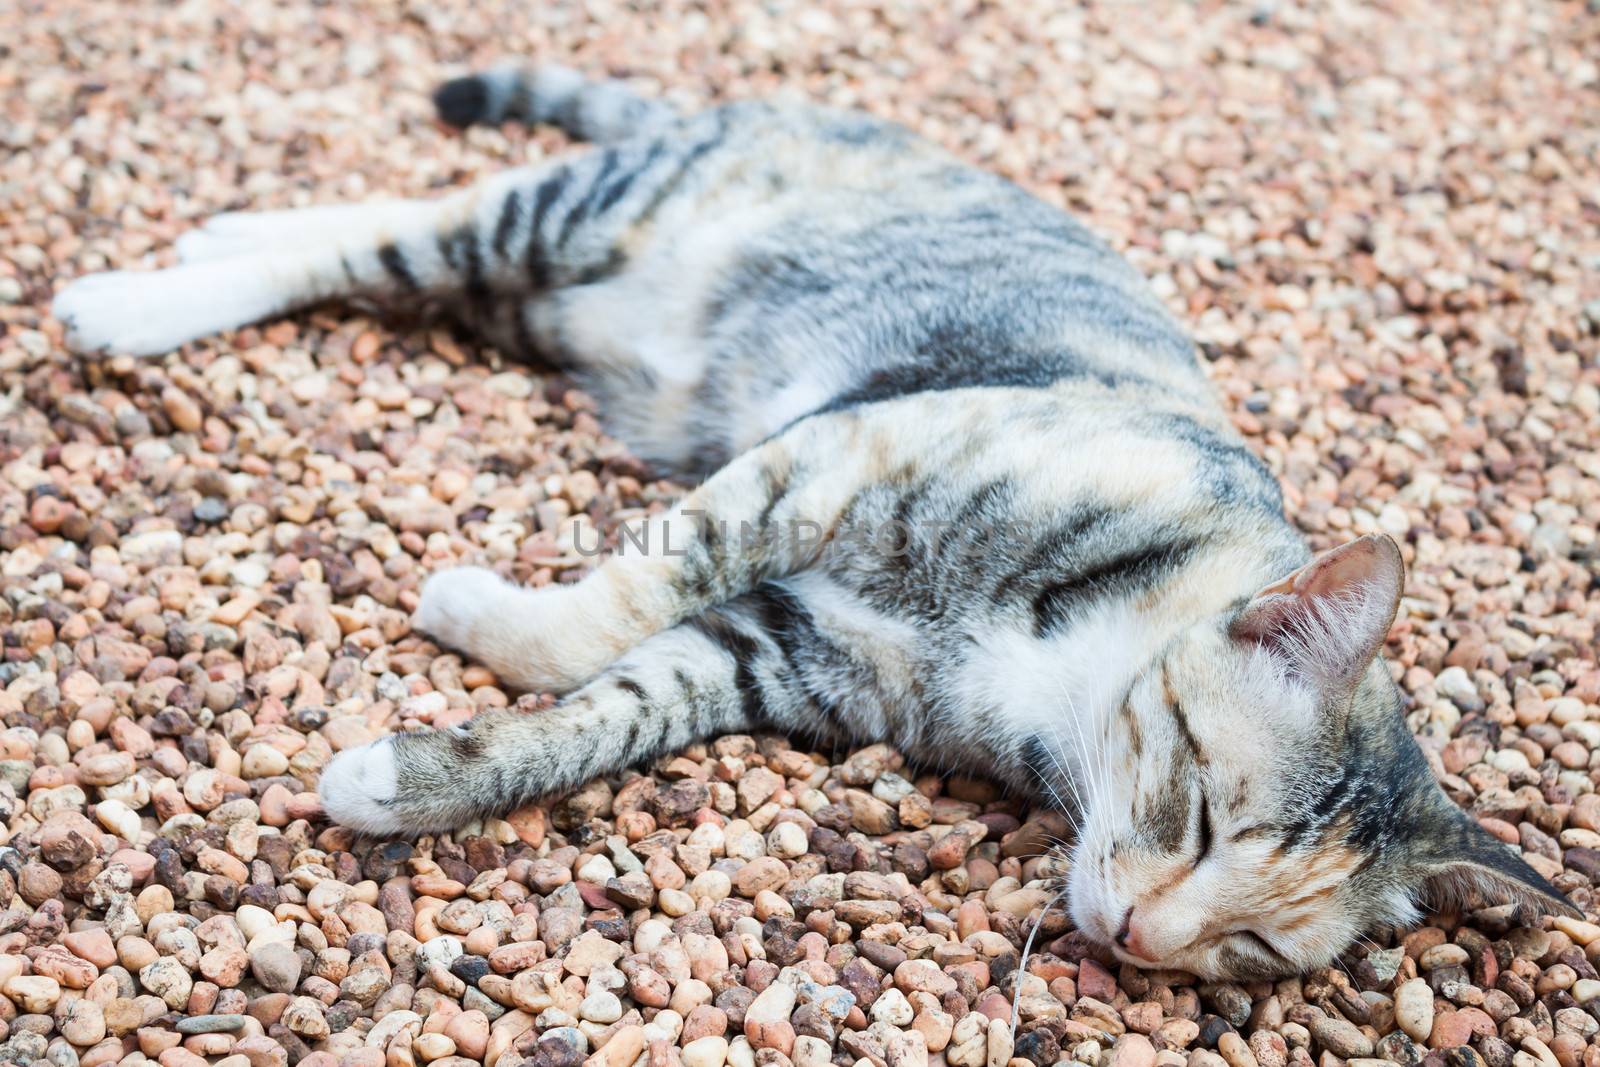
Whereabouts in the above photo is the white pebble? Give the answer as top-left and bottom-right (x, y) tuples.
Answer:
(579, 991), (622, 1024)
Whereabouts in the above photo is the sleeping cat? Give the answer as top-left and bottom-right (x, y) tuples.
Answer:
(52, 63), (1573, 980)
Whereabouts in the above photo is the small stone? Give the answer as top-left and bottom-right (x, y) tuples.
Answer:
(1311, 1017), (1372, 1059)
(871, 988), (914, 1026)
(1112, 1034), (1156, 1067)
(683, 1005), (730, 1043)
(984, 1015), (1013, 1067)
(733, 857), (789, 897)
(62, 929), (117, 969)
(235, 1036), (291, 1067)
(19, 862), (64, 905)
(744, 980), (798, 1054)
(793, 1036), (831, 1067)
(139, 957), (193, 1009)
(176, 1015), (250, 1035)
(1395, 978), (1434, 1043)
(1419, 944), (1470, 971)
(443, 1010), (490, 1060)
(768, 823), (808, 859)
(581, 991), (624, 1024)
(59, 997), (106, 1046)
(564, 932), (626, 976)
(281, 996), (330, 1040)
(251, 943), (303, 994)
(413, 1032), (456, 1061)
(887, 1028), (929, 1067)
(588, 1024), (645, 1067)
(1077, 958), (1118, 1002)
(684, 1036), (731, 1067)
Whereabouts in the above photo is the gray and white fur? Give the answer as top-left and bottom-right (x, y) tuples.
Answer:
(53, 64), (1573, 980)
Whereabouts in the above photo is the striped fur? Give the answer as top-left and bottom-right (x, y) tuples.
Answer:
(54, 66), (1573, 979)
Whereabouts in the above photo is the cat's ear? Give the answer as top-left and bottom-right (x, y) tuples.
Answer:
(1411, 806), (1579, 919)
(1230, 534), (1404, 692)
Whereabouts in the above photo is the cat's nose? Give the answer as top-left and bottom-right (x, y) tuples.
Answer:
(1114, 907), (1152, 960)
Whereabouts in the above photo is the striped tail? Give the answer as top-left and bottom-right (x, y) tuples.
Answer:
(433, 63), (674, 143)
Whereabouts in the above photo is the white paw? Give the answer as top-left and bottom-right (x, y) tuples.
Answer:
(55, 258), (289, 358)
(52, 270), (210, 357)
(414, 566), (514, 651)
(318, 736), (404, 836)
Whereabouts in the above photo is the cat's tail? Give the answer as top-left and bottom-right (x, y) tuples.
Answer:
(432, 63), (674, 143)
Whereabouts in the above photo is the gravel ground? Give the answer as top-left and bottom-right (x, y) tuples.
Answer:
(3, 2), (1600, 1067)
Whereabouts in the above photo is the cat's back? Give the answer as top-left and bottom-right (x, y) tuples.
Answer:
(563, 96), (1219, 472)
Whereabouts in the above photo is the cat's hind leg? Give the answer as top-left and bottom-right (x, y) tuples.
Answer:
(52, 184), (481, 357)
(318, 608), (783, 835)
(52, 114), (719, 358)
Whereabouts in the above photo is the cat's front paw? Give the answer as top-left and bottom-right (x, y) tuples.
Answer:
(414, 566), (596, 692)
(53, 270), (203, 357)
(52, 261), (265, 357)
(317, 736), (403, 835)
(415, 566), (514, 652)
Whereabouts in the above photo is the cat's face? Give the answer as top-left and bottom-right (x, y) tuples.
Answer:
(1064, 535), (1573, 980)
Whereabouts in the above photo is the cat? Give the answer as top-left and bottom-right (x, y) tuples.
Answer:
(52, 62), (1574, 980)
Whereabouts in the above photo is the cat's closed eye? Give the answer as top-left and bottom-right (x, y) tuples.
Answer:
(1209, 929), (1288, 979)
(1194, 792), (1212, 862)
(1229, 928), (1283, 960)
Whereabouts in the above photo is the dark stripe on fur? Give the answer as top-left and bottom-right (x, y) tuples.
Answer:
(1033, 537), (1201, 636)
(687, 612), (770, 724)
(525, 170), (568, 289)
(632, 113), (731, 228)
(492, 190), (522, 257)
(558, 148), (621, 246)
(377, 244), (420, 292)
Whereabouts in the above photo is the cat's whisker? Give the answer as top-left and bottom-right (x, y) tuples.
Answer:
(1038, 775), (1081, 835)
(1049, 711), (1099, 841)
(1055, 682), (1111, 844)
(1032, 725), (1089, 828)
(1331, 952), (1359, 986)
(1009, 884), (1073, 1045)
(1044, 684), (1090, 800)
(1040, 834), (1079, 868)
(1025, 761), (1076, 828)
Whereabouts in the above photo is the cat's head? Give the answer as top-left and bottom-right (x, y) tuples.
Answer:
(1064, 533), (1575, 980)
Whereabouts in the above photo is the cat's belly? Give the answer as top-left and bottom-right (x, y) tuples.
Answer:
(758, 570), (935, 748)
(767, 568), (1036, 786)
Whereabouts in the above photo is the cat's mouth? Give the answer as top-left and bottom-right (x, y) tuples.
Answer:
(1109, 943), (1160, 967)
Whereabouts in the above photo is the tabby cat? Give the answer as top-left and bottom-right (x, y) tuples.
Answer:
(53, 63), (1573, 979)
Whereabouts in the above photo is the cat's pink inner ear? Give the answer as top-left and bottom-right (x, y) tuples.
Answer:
(1230, 534), (1405, 689)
